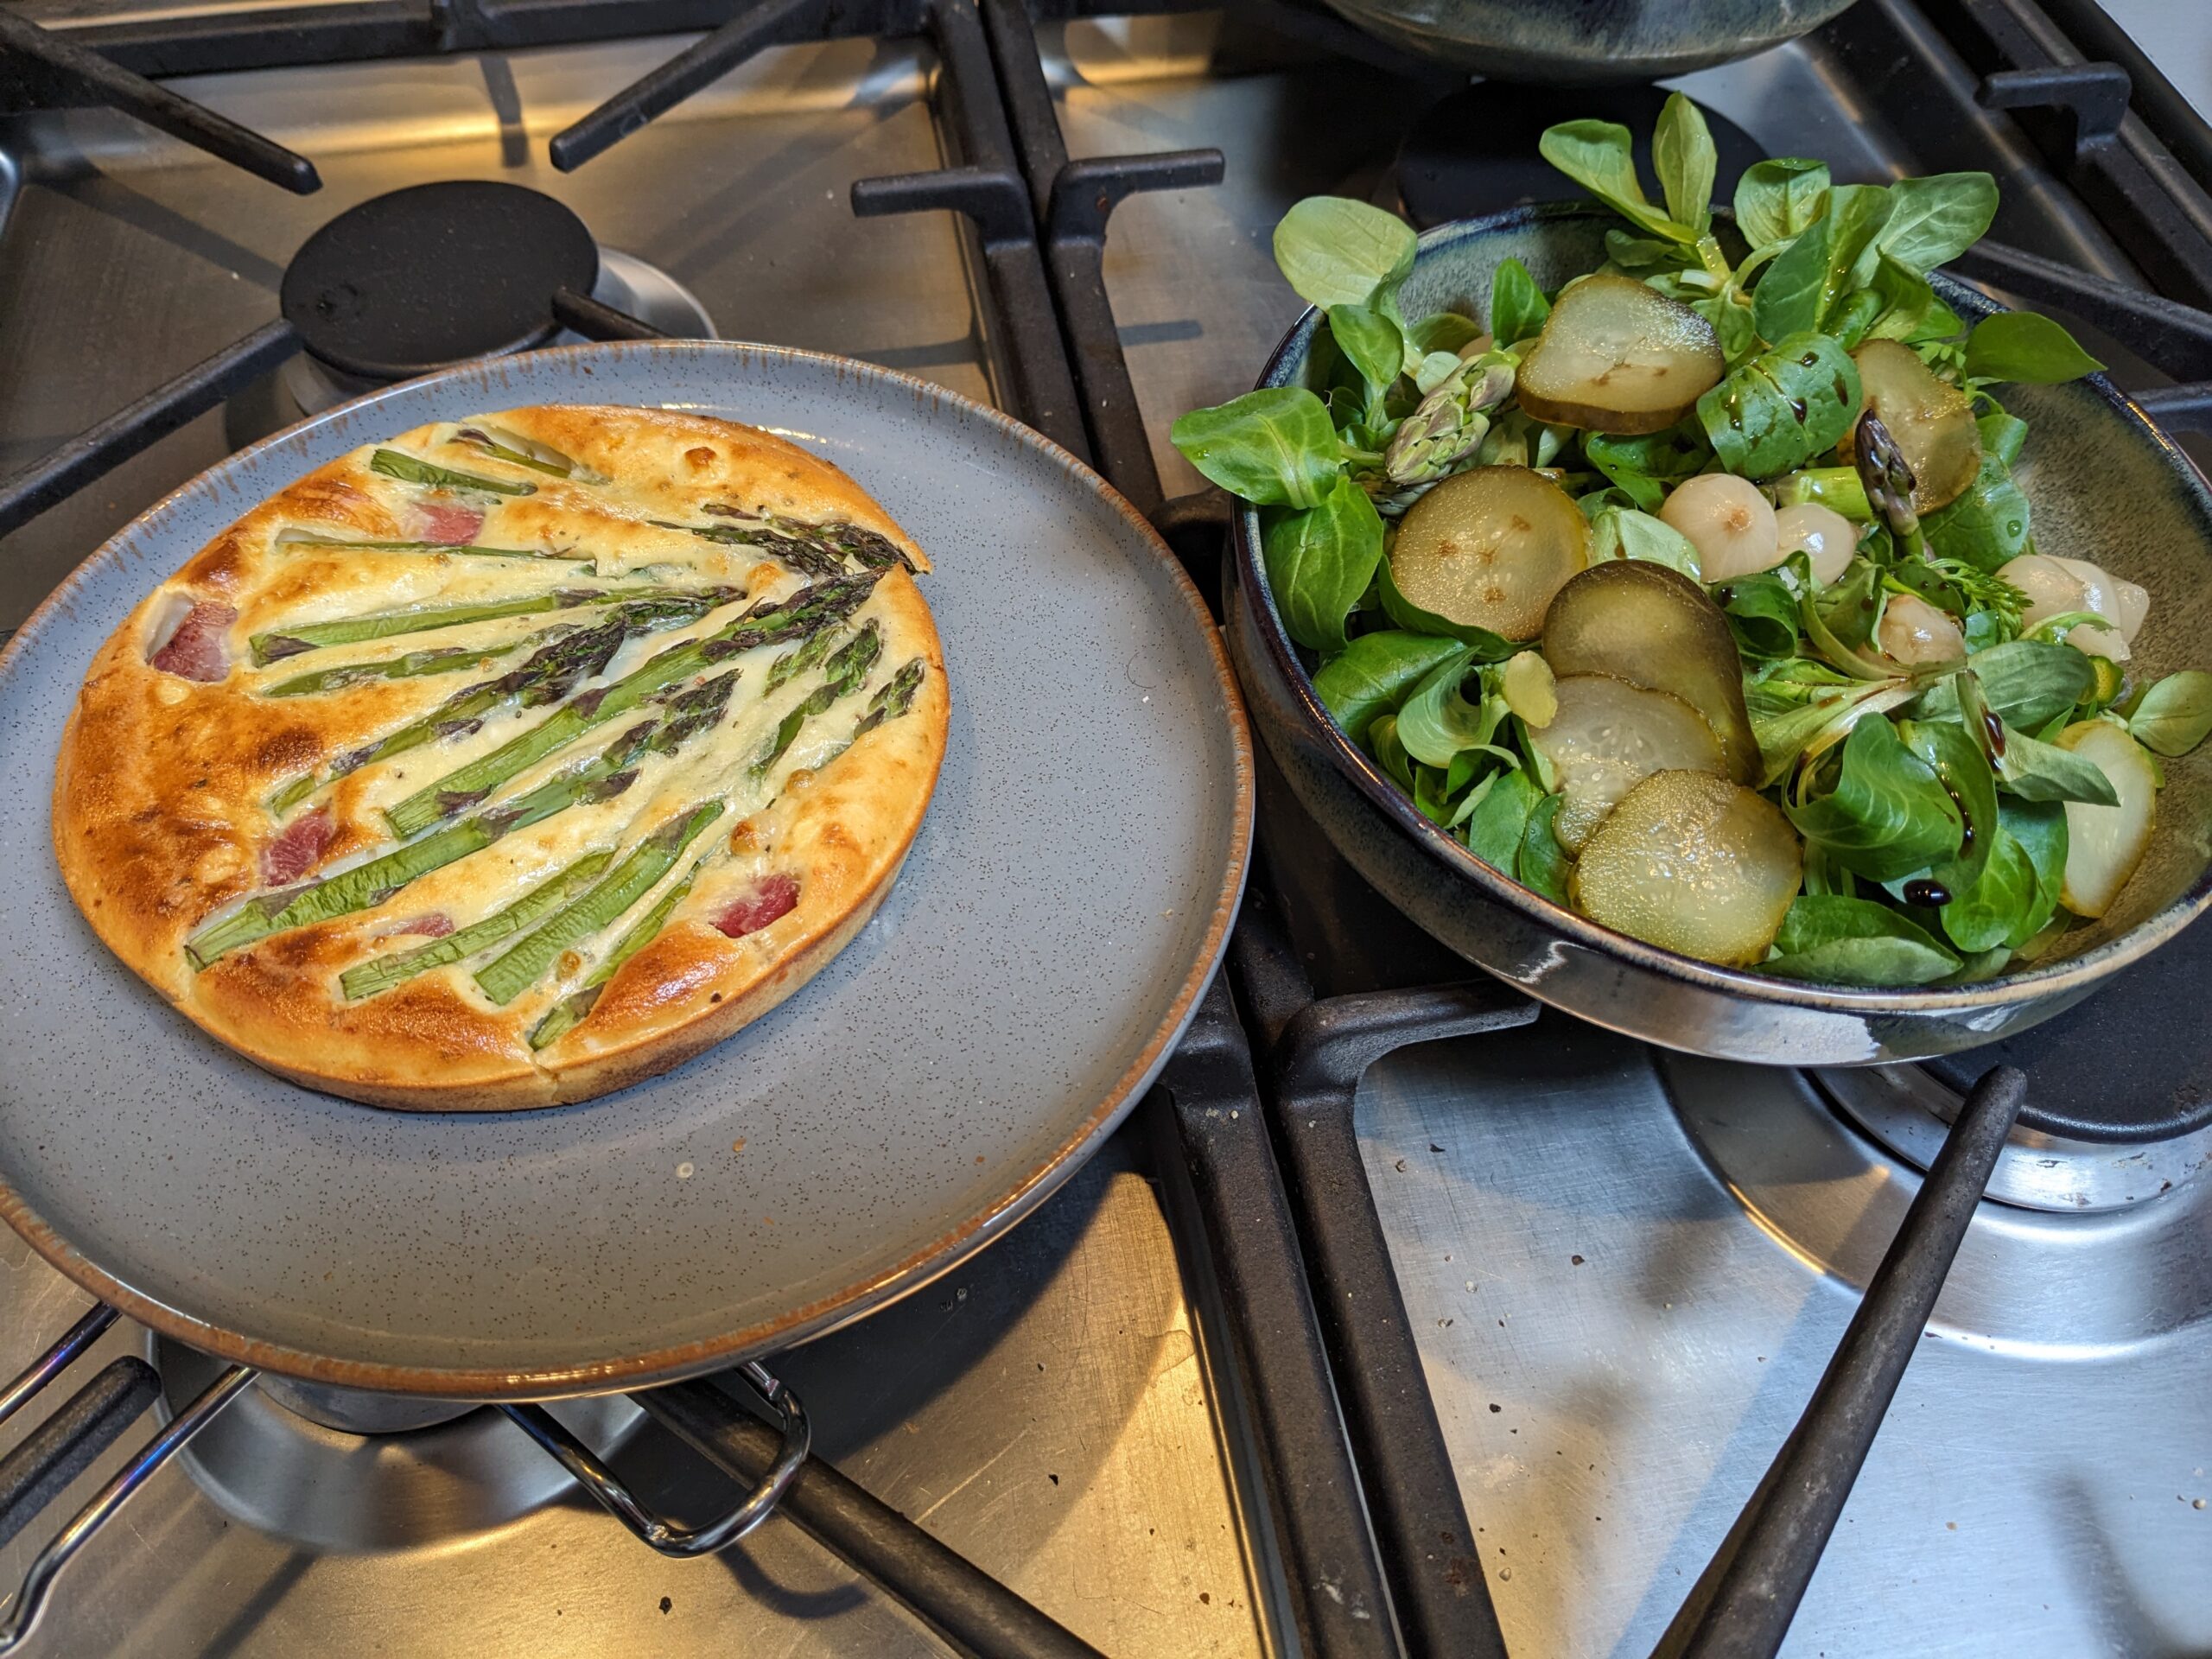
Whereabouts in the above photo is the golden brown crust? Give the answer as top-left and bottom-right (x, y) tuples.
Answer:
(54, 406), (945, 1109)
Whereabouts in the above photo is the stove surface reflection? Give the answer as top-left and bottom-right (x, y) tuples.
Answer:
(1354, 1016), (2212, 1659)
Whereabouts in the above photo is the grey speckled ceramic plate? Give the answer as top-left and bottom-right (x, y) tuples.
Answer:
(0, 342), (1250, 1398)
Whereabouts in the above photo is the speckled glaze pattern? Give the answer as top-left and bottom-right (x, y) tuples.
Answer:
(0, 341), (1252, 1397)
(1227, 204), (2212, 1065)
(1314, 0), (1859, 79)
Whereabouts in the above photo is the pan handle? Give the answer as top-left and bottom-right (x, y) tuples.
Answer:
(0, 1340), (256, 1655)
(499, 1358), (809, 1557)
(0, 1357), (162, 1552)
(641, 1377), (1107, 1659)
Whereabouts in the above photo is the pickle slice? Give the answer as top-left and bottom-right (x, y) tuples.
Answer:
(1540, 561), (1759, 784)
(1529, 675), (1726, 854)
(2054, 721), (2158, 918)
(1571, 771), (1802, 966)
(1842, 340), (1980, 514)
(1515, 273), (1726, 435)
(1389, 467), (1590, 641)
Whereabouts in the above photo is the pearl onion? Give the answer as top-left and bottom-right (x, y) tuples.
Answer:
(1998, 553), (2078, 626)
(1772, 503), (1859, 587)
(2114, 578), (2151, 639)
(1999, 553), (2142, 660)
(2050, 556), (2150, 656)
(1658, 474), (1779, 582)
(1877, 593), (1966, 665)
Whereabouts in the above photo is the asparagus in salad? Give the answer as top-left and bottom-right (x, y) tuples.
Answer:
(1173, 97), (2212, 986)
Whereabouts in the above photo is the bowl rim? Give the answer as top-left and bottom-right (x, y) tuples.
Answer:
(1233, 199), (2212, 1014)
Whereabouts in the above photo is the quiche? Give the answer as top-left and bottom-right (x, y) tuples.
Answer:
(53, 405), (947, 1110)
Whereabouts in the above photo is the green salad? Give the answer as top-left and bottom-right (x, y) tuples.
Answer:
(1174, 97), (2212, 986)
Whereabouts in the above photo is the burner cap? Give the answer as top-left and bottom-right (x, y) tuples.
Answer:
(1396, 86), (1768, 231)
(1922, 913), (2212, 1143)
(281, 181), (599, 380)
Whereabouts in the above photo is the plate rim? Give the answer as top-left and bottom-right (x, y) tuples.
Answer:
(0, 337), (1254, 1398)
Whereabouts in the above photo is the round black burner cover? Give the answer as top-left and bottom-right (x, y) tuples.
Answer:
(281, 181), (599, 381)
(1923, 915), (2212, 1143)
(1398, 86), (1768, 231)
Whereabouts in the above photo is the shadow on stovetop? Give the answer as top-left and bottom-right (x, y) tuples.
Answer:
(1611, 1183), (1903, 1658)
(193, 1550), (313, 1659)
(523, 1131), (1205, 1609)
(39, 163), (288, 290)
(766, 1144), (1128, 1462)
(2045, 1470), (2211, 1659)
(712, 1528), (874, 1624)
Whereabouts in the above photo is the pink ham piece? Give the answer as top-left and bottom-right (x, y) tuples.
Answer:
(414, 501), (485, 545)
(148, 600), (237, 682)
(379, 914), (454, 941)
(714, 874), (799, 938)
(261, 808), (336, 887)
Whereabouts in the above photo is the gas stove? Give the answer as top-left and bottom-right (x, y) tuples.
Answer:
(1, 2), (2209, 1656)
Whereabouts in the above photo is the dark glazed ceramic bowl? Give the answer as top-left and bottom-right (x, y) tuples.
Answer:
(1224, 203), (2212, 1065)
(1317, 0), (1861, 80)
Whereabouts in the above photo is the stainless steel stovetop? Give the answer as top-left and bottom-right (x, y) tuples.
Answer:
(0, 7), (2207, 1656)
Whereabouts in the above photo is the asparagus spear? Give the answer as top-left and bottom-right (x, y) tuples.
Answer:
(751, 623), (882, 779)
(453, 427), (572, 477)
(339, 849), (615, 1001)
(525, 649), (913, 1039)
(475, 801), (726, 1007)
(529, 641), (903, 1038)
(280, 535), (582, 563)
(853, 658), (926, 738)
(251, 583), (738, 664)
(660, 513), (906, 577)
(265, 641), (524, 698)
(763, 621), (845, 693)
(189, 719), (663, 969)
(267, 774), (320, 816)
(266, 597), (720, 815)
(1383, 350), (1516, 493)
(779, 656), (924, 787)
(1854, 413), (1921, 541)
(654, 518), (848, 580)
(419, 673), (740, 1019)
(383, 573), (880, 838)
(812, 522), (906, 572)
(529, 653), (913, 1042)
(526, 871), (697, 1048)
(266, 614), (630, 817)
(370, 448), (537, 497)
(502, 670), (739, 1027)
(645, 667), (743, 755)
